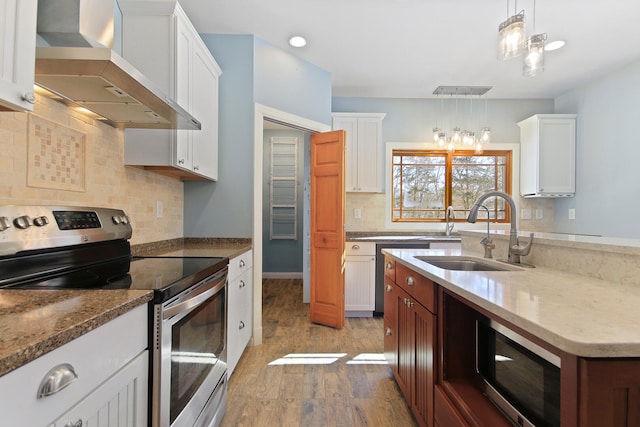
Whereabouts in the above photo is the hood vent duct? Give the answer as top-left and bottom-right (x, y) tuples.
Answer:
(34, 0), (200, 130)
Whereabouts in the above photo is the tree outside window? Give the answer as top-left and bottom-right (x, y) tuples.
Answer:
(392, 150), (512, 223)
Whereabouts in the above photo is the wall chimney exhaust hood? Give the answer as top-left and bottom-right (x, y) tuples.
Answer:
(34, 0), (200, 130)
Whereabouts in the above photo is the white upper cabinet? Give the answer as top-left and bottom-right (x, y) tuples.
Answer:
(121, 1), (221, 181)
(332, 113), (386, 192)
(0, 0), (37, 112)
(518, 114), (577, 198)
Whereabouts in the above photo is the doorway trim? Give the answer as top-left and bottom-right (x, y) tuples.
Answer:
(252, 103), (331, 345)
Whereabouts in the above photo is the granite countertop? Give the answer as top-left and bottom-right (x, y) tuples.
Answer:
(132, 237), (252, 259)
(346, 231), (461, 242)
(383, 247), (640, 358)
(0, 289), (152, 377)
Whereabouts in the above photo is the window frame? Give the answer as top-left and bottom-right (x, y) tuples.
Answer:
(391, 149), (513, 224)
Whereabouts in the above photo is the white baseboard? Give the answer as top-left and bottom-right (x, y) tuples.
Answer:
(262, 272), (303, 279)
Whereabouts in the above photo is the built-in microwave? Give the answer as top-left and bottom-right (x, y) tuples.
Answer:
(476, 318), (561, 427)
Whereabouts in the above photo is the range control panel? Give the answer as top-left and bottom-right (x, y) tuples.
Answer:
(0, 206), (132, 257)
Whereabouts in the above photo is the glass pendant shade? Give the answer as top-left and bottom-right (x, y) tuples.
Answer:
(498, 12), (526, 60)
(523, 33), (547, 77)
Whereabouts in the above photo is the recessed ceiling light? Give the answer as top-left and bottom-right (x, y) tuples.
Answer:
(289, 36), (307, 48)
(545, 40), (566, 51)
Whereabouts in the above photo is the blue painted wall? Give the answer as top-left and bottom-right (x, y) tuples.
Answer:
(183, 35), (331, 238)
(554, 59), (640, 238)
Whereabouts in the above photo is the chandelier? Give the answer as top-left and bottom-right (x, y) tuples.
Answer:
(431, 86), (492, 154)
(497, 0), (547, 77)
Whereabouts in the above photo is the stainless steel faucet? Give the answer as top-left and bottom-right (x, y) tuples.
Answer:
(467, 191), (534, 264)
(445, 206), (455, 236)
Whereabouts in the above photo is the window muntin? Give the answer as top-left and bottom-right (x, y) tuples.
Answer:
(392, 150), (512, 222)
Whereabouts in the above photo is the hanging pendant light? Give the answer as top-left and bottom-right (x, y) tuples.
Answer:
(522, 0), (547, 77)
(497, 1), (526, 60)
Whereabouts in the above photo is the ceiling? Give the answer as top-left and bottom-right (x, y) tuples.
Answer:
(179, 0), (640, 99)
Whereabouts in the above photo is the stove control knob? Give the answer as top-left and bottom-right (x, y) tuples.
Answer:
(0, 216), (11, 231)
(112, 215), (122, 225)
(33, 216), (50, 227)
(14, 215), (33, 229)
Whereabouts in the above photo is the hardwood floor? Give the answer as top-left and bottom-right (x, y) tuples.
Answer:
(221, 279), (417, 427)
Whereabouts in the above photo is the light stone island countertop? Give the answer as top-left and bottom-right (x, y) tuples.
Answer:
(383, 247), (640, 358)
(0, 289), (152, 377)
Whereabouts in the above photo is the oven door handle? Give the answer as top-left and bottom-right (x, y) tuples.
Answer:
(163, 275), (226, 320)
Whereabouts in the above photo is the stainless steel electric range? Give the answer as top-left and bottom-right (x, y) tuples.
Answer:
(0, 205), (228, 427)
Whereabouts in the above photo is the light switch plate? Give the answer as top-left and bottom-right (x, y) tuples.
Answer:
(568, 208), (576, 220)
(354, 208), (362, 219)
(521, 209), (532, 220)
(535, 209), (543, 220)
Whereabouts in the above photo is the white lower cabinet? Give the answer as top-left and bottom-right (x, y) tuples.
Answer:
(1, 305), (148, 426)
(227, 249), (253, 377)
(345, 241), (376, 316)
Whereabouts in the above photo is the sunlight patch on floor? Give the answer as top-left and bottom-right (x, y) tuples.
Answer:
(268, 352), (388, 366)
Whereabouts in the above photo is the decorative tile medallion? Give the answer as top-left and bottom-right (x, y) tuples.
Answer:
(27, 115), (86, 192)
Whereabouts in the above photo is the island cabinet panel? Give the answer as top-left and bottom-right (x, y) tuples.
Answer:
(434, 386), (468, 427)
(383, 256), (436, 427)
(396, 262), (436, 313)
(578, 358), (640, 427)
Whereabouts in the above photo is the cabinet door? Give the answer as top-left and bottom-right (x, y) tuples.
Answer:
(190, 43), (220, 179)
(396, 285), (413, 401)
(332, 116), (358, 191)
(174, 11), (193, 171)
(0, 0), (37, 111)
(227, 267), (253, 377)
(356, 117), (383, 192)
(344, 255), (376, 313)
(412, 300), (436, 427)
(538, 118), (575, 194)
(51, 352), (148, 427)
(383, 280), (399, 375)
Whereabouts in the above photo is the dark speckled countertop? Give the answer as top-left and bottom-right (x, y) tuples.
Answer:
(0, 238), (252, 378)
(0, 289), (152, 377)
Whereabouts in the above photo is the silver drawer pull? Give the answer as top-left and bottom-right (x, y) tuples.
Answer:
(38, 363), (78, 398)
(385, 284), (392, 293)
(64, 420), (83, 427)
(405, 276), (415, 286)
(386, 262), (393, 270)
(385, 328), (392, 336)
(239, 321), (245, 330)
(239, 280), (245, 288)
(239, 260), (246, 268)
(351, 244), (360, 250)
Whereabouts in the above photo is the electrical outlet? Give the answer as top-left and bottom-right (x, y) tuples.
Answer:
(521, 209), (532, 220)
(535, 209), (543, 220)
(568, 208), (576, 220)
(354, 208), (362, 219)
(156, 201), (163, 219)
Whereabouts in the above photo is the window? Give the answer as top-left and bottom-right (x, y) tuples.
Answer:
(391, 149), (512, 222)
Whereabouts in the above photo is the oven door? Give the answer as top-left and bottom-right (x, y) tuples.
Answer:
(154, 267), (228, 427)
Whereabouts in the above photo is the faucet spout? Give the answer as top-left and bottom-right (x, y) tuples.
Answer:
(467, 191), (532, 264)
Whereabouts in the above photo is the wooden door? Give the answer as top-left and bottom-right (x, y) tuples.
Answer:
(310, 130), (346, 328)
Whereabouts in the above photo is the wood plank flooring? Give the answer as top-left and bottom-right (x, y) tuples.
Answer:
(221, 279), (417, 427)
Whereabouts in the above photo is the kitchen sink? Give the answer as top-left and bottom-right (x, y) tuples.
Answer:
(414, 256), (521, 272)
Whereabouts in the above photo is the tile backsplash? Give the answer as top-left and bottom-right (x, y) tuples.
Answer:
(0, 96), (183, 245)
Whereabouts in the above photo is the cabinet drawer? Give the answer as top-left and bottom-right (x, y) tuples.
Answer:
(229, 249), (253, 282)
(384, 256), (396, 282)
(435, 386), (468, 427)
(1, 305), (148, 426)
(396, 262), (436, 313)
(345, 241), (375, 256)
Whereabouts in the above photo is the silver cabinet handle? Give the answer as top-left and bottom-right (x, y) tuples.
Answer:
(239, 259), (246, 268)
(64, 420), (83, 427)
(178, 159), (185, 165)
(385, 262), (393, 270)
(385, 327), (392, 336)
(351, 244), (360, 250)
(385, 284), (392, 293)
(405, 276), (415, 286)
(239, 321), (245, 330)
(239, 280), (245, 288)
(193, 165), (199, 171)
(38, 363), (78, 398)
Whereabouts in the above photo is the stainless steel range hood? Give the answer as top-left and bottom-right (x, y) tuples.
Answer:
(34, 0), (200, 130)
